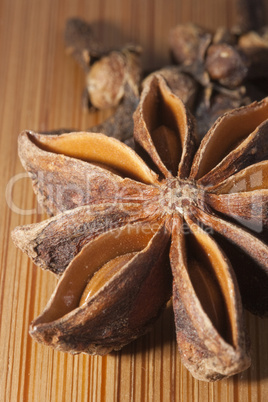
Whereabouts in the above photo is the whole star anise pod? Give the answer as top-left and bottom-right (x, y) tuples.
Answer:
(12, 75), (268, 381)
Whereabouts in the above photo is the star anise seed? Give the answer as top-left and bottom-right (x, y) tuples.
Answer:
(12, 75), (268, 381)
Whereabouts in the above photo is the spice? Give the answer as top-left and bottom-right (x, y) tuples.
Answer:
(143, 66), (199, 112)
(64, 18), (142, 144)
(12, 75), (268, 381)
(169, 22), (268, 138)
(88, 82), (139, 147)
(65, 18), (142, 111)
(64, 17), (268, 142)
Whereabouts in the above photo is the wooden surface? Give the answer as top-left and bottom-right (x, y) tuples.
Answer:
(1, 0), (268, 401)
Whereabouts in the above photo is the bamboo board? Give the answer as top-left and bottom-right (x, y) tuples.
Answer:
(1, 0), (268, 401)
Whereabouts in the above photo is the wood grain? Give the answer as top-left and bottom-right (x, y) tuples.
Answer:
(1, 0), (268, 401)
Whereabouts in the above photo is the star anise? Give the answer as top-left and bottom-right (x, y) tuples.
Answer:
(12, 75), (268, 381)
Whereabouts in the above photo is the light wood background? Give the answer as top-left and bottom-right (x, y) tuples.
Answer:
(1, 0), (268, 401)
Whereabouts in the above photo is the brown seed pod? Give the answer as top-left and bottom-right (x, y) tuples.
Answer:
(169, 21), (268, 139)
(65, 18), (142, 111)
(169, 23), (212, 86)
(205, 44), (248, 88)
(13, 76), (268, 380)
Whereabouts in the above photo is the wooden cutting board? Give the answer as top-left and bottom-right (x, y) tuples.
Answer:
(1, 0), (268, 400)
